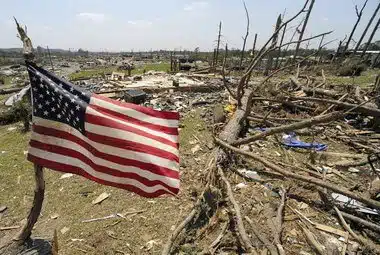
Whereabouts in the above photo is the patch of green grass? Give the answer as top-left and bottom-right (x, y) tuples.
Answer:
(326, 69), (379, 87)
(0, 76), (12, 85)
(69, 62), (171, 80)
(69, 67), (115, 80)
(134, 62), (171, 74)
(179, 110), (211, 152)
(0, 124), (34, 225)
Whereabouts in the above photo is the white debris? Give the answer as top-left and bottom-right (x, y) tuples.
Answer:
(235, 183), (248, 190)
(60, 173), (74, 179)
(92, 192), (110, 205)
(348, 167), (360, 173)
(191, 145), (201, 154)
(60, 227), (70, 234)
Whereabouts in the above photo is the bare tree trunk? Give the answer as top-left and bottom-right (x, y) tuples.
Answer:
(170, 52), (173, 72)
(354, 2), (380, 54)
(317, 34), (326, 64)
(215, 21), (222, 66)
(239, 2), (250, 70)
(46, 46), (54, 72)
(342, 0), (369, 56)
(361, 15), (380, 58)
(212, 48), (216, 68)
(294, 0), (315, 61)
(275, 23), (287, 69)
(331, 40), (343, 63)
(251, 33), (258, 59)
(264, 14), (282, 76)
(16, 165), (45, 242)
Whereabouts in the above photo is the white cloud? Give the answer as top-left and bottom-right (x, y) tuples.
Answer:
(322, 17), (329, 21)
(127, 20), (153, 27)
(76, 13), (105, 23)
(184, 1), (209, 11)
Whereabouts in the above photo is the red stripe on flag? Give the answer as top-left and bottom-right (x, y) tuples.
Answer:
(93, 94), (180, 120)
(86, 132), (179, 163)
(30, 140), (179, 193)
(88, 105), (179, 136)
(33, 125), (179, 179)
(28, 154), (177, 198)
(86, 114), (178, 149)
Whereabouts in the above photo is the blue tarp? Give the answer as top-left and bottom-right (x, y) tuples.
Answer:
(282, 132), (327, 151)
(251, 128), (328, 151)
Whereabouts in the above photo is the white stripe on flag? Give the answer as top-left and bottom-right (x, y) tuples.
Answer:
(85, 123), (179, 156)
(86, 107), (178, 143)
(90, 97), (179, 128)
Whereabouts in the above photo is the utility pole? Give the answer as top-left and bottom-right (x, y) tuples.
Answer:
(354, 2), (380, 53)
(215, 21), (222, 66)
(361, 15), (380, 58)
(294, 0), (315, 61)
(342, 0), (368, 56)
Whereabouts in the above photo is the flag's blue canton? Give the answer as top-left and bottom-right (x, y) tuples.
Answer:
(27, 64), (91, 135)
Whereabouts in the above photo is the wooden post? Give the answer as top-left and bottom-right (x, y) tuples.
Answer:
(16, 165), (45, 242)
(14, 17), (45, 243)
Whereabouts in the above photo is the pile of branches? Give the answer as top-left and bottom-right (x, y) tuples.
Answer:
(162, 1), (380, 254)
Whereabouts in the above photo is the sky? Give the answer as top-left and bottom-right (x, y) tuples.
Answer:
(0, 0), (379, 52)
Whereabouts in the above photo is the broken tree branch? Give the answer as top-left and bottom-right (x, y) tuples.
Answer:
(236, 0), (311, 104)
(333, 206), (380, 252)
(239, 1), (250, 70)
(245, 216), (278, 255)
(233, 111), (342, 146)
(290, 96), (380, 117)
(218, 167), (254, 252)
(274, 188), (286, 255)
(215, 138), (380, 210)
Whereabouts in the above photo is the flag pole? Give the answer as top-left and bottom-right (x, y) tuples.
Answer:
(13, 17), (45, 243)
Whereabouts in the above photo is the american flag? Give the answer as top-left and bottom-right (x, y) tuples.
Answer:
(26, 61), (180, 197)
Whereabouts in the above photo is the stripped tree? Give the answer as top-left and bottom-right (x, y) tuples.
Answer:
(239, 1), (250, 70)
(293, 0), (315, 61)
(341, 0), (369, 56)
(361, 15), (380, 58)
(264, 14), (282, 76)
(354, 1), (380, 54)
